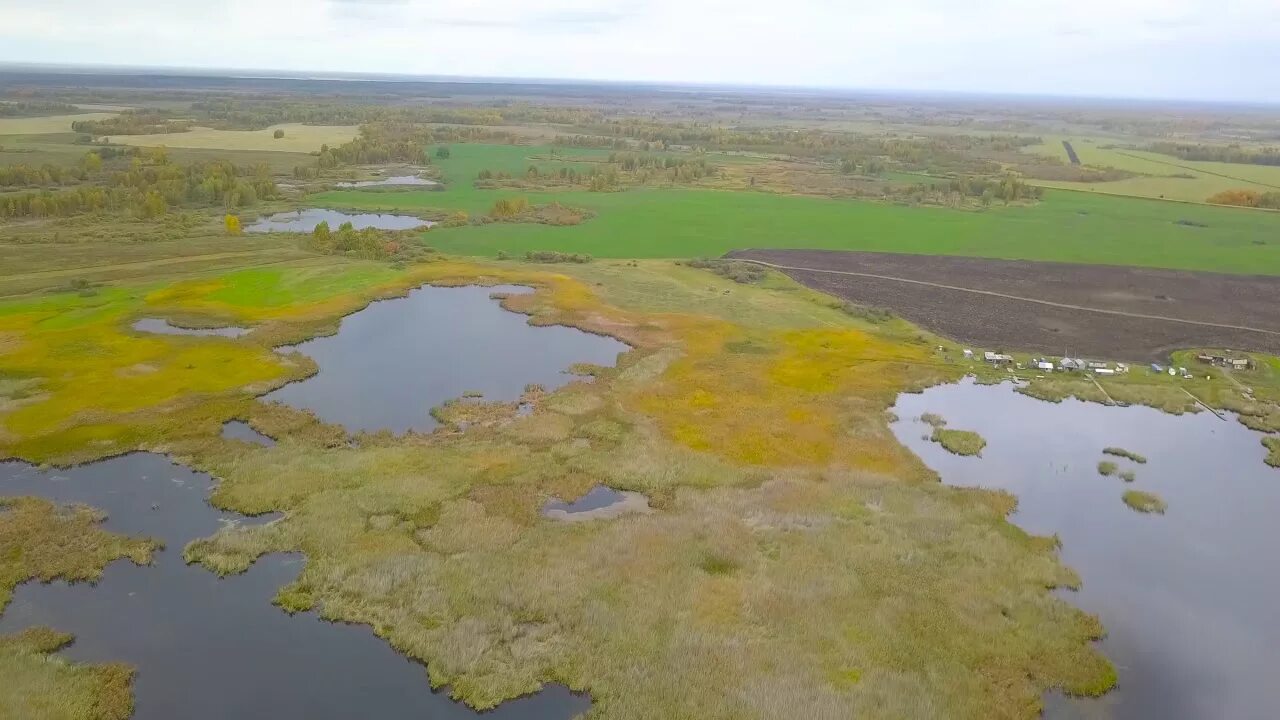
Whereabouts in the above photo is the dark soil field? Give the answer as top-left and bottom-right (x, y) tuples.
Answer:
(727, 249), (1280, 361)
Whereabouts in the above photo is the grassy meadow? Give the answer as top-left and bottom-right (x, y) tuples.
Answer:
(1022, 135), (1280, 202)
(308, 143), (1280, 274)
(104, 123), (360, 154)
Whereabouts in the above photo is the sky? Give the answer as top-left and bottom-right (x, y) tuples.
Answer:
(2, 0), (1279, 102)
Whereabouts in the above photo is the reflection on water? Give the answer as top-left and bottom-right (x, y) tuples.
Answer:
(889, 379), (1280, 720)
(245, 208), (433, 233)
(0, 454), (590, 720)
(335, 175), (439, 188)
(133, 318), (249, 338)
(265, 285), (629, 434)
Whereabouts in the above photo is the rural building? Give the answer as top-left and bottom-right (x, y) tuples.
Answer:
(962, 349), (974, 359)
(1088, 361), (1109, 370)
(1060, 358), (1086, 371)
(1095, 368), (1117, 376)
(1036, 361), (1055, 372)
(984, 351), (1013, 365)
(1231, 358), (1253, 370)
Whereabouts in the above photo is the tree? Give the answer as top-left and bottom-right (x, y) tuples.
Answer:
(224, 214), (242, 235)
(81, 152), (103, 174)
(273, 129), (285, 139)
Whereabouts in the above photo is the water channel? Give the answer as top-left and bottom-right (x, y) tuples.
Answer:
(889, 378), (1280, 720)
(0, 454), (589, 719)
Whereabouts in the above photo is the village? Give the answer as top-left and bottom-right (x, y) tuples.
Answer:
(969, 349), (1254, 379)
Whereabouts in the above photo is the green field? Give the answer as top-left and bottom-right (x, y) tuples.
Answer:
(311, 144), (1280, 274)
(1023, 135), (1280, 202)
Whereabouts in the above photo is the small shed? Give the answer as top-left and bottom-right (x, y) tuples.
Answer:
(1036, 361), (1055, 372)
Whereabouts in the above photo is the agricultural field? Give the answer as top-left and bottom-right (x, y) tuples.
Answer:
(1021, 134), (1280, 202)
(104, 123), (360, 154)
(728, 248), (1280, 360)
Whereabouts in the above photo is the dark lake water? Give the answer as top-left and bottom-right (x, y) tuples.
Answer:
(335, 175), (439, 188)
(0, 453), (590, 720)
(264, 284), (630, 434)
(890, 379), (1280, 720)
(132, 318), (249, 338)
(246, 209), (433, 233)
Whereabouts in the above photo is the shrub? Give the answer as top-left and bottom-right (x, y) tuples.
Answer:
(1123, 490), (1167, 514)
(524, 251), (592, 264)
(273, 129), (285, 139)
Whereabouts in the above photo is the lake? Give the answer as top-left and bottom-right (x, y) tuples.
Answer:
(246, 209), (433, 233)
(0, 453), (590, 720)
(265, 284), (630, 434)
(890, 379), (1280, 720)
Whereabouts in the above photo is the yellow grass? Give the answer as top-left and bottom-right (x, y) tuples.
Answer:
(0, 113), (118, 135)
(104, 123), (359, 153)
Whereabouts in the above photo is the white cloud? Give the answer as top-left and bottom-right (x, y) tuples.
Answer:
(0, 0), (1277, 101)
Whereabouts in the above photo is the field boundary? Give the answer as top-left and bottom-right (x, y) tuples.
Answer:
(733, 257), (1280, 338)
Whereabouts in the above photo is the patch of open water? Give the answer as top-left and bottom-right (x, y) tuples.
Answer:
(335, 175), (439, 188)
(889, 378), (1280, 720)
(221, 420), (275, 447)
(132, 318), (249, 338)
(265, 284), (630, 434)
(0, 453), (589, 720)
(245, 208), (433, 233)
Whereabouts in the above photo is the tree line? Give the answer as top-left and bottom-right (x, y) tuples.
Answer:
(0, 158), (277, 220)
(1148, 142), (1280, 167)
(71, 111), (193, 136)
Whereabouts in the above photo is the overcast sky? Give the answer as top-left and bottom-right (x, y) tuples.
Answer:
(2, 0), (1278, 102)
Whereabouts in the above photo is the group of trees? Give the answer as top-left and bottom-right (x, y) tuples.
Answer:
(0, 158), (277, 220)
(896, 175), (1043, 207)
(475, 154), (718, 193)
(0, 162), (89, 188)
(1206, 189), (1280, 209)
(0, 101), (80, 117)
(1149, 142), (1280, 167)
(71, 111), (192, 136)
(304, 220), (433, 262)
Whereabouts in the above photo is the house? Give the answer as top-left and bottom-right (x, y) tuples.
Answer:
(1231, 358), (1253, 371)
(1087, 361), (1109, 370)
(1036, 361), (1055, 372)
(1116, 363), (1130, 373)
(962, 349), (974, 360)
(1060, 358), (1086, 371)
(984, 351), (1013, 365)
(1151, 363), (1165, 373)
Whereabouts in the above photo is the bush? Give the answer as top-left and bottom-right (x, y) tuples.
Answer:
(523, 251), (592, 264)
(273, 129), (285, 139)
(682, 258), (767, 284)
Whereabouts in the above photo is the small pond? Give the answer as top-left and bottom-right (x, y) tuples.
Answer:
(133, 318), (249, 338)
(335, 175), (439, 188)
(890, 379), (1280, 720)
(0, 453), (590, 720)
(542, 485), (651, 523)
(221, 420), (275, 446)
(246, 209), (433, 233)
(265, 285), (630, 434)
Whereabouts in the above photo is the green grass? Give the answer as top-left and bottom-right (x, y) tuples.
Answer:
(931, 428), (987, 456)
(0, 628), (134, 720)
(1264, 437), (1280, 468)
(1102, 447), (1148, 464)
(310, 150), (1280, 275)
(1022, 135), (1280, 202)
(1122, 490), (1167, 514)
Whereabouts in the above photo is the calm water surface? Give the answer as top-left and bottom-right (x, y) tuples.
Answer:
(221, 420), (275, 446)
(265, 285), (629, 434)
(890, 379), (1280, 720)
(335, 175), (439, 188)
(543, 485), (626, 514)
(133, 318), (249, 338)
(246, 208), (433, 233)
(0, 454), (589, 720)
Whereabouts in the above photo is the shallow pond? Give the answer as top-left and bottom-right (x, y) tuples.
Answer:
(221, 420), (275, 446)
(245, 208), (433, 233)
(335, 175), (439, 188)
(265, 284), (629, 434)
(0, 453), (589, 720)
(890, 379), (1280, 720)
(133, 318), (249, 338)
(541, 485), (651, 523)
